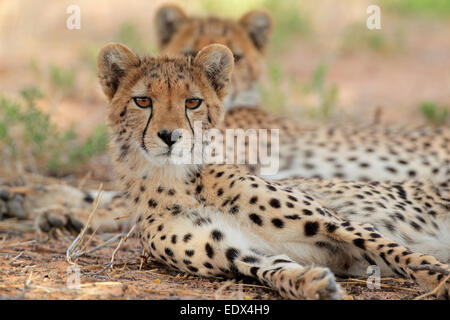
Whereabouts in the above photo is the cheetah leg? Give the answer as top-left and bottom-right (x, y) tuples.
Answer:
(141, 212), (343, 300)
(234, 254), (344, 300)
(34, 203), (131, 234)
(326, 220), (450, 299)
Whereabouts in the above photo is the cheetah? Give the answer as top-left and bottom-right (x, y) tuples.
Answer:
(154, 4), (450, 185)
(155, 5), (271, 110)
(96, 42), (449, 299)
(12, 5), (449, 232)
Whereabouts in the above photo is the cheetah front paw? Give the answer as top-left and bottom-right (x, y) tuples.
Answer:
(34, 205), (129, 234)
(280, 267), (344, 300)
(34, 205), (85, 234)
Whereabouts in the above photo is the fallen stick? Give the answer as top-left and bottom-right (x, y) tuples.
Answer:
(338, 278), (420, 293)
(95, 224), (136, 274)
(10, 251), (24, 263)
(0, 240), (36, 249)
(414, 274), (450, 300)
(66, 184), (103, 264)
(75, 232), (126, 258)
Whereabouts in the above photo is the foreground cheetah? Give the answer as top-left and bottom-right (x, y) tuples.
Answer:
(155, 4), (450, 184)
(7, 5), (448, 231)
(96, 42), (449, 299)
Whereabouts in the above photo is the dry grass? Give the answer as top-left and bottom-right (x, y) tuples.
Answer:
(1, 231), (439, 300)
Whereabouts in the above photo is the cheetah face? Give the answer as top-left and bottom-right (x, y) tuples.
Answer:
(155, 5), (272, 109)
(98, 43), (234, 167)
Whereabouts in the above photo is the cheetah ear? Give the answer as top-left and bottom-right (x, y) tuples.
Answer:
(194, 44), (234, 126)
(194, 44), (234, 99)
(155, 4), (187, 49)
(239, 10), (272, 52)
(97, 43), (140, 100)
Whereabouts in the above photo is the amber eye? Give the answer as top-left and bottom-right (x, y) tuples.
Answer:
(233, 53), (243, 63)
(133, 97), (152, 108)
(185, 98), (203, 110)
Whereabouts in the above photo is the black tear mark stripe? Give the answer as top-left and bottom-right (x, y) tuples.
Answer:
(207, 106), (212, 124)
(185, 107), (195, 136)
(141, 109), (153, 152)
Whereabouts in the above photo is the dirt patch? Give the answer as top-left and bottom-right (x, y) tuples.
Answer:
(0, 230), (432, 300)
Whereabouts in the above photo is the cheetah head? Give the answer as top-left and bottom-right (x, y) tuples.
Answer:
(155, 4), (272, 109)
(98, 43), (234, 168)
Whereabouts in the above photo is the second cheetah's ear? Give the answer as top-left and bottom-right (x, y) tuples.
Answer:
(155, 4), (187, 49)
(240, 10), (272, 52)
(97, 43), (140, 100)
(194, 44), (234, 127)
(194, 44), (234, 100)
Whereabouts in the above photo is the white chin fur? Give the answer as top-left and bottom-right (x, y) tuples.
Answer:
(137, 143), (199, 179)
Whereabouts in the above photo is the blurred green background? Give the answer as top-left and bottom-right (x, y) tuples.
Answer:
(0, 0), (449, 178)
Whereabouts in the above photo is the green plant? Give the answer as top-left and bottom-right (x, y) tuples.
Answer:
(115, 21), (156, 54)
(197, 0), (311, 53)
(68, 126), (109, 168)
(80, 45), (102, 75)
(258, 62), (286, 113)
(341, 22), (395, 53)
(263, 0), (311, 52)
(0, 93), (108, 175)
(304, 64), (339, 118)
(382, 0), (450, 18)
(198, 0), (262, 16)
(48, 64), (76, 93)
(419, 101), (449, 125)
(20, 86), (44, 107)
(28, 59), (42, 80)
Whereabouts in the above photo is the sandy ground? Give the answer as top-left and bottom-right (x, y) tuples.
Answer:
(0, 228), (432, 300)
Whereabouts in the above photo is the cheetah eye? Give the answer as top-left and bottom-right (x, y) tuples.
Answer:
(133, 97), (152, 108)
(233, 53), (243, 63)
(185, 98), (203, 110)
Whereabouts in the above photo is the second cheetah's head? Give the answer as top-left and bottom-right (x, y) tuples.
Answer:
(155, 5), (272, 109)
(98, 43), (234, 167)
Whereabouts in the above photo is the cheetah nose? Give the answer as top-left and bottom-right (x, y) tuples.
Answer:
(158, 129), (181, 147)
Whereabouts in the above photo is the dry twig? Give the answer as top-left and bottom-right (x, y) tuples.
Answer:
(0, 240), (36, 250)
(66, 184), (103, 264)
(95, 224), (136, 274)
(76, 232), (125, 258)
(338, 278), (420, 293)
(414, 274), (450, 300)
